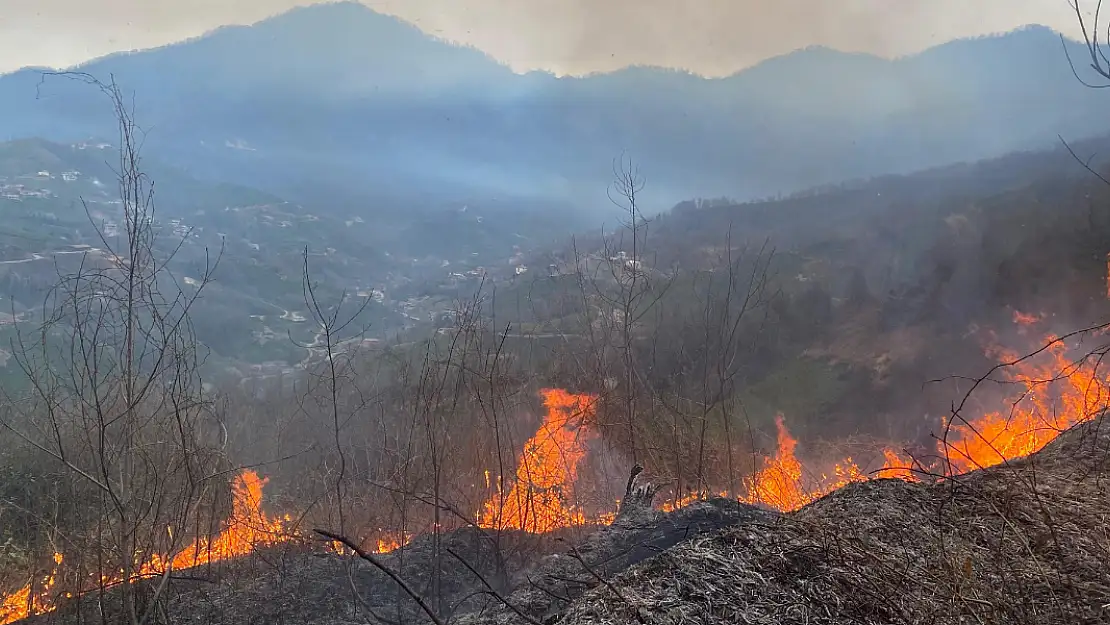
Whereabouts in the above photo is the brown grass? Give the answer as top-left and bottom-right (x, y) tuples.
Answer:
(558, 417), (1110, 625)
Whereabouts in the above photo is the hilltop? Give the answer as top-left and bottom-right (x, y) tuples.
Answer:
(0, 6), (1106, 210)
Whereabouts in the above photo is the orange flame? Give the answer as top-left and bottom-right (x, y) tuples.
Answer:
(941, 334), (1107, 473)
(741, 415), (814, 511)
(875, 448), (918, 480)
(0, 470), (292, 624)
(1012, 310), (1044, 326)
(659, 490), (728, 513)
(478, 388), (602, 533)
(0, 554), (62, 625)
(145, 470), (290, 575)
(374, 532), (410, 554)
(736, 416), (922, 513)
(735, 324), (1102, 512)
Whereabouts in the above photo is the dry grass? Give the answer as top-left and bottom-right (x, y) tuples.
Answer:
(558, 418), (1110, 625)
(19, 421), (1110, 625)
(460, 498), (773, 625)
(802, 306), (930, 381)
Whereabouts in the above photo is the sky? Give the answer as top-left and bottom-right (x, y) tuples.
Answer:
(0, 0), (1090, 77)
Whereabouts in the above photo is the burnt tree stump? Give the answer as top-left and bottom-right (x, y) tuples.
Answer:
(616, 464), (661, 522)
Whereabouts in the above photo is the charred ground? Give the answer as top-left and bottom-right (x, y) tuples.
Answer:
(17, 416), (1110, 625)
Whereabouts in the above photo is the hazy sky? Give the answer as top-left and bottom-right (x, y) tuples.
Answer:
(0, 0), (1089, 76)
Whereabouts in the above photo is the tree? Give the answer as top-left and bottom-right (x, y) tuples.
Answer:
(1, 75), (227, 625)
(1066, 1), (1110, 88)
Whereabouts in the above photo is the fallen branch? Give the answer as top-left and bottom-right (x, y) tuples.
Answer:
(446, 547), (544, 625)
(314, 529), (446, 625)
(563, 541), (649, 625)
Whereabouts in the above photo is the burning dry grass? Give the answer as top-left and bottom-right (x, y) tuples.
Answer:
(0, 471), (299, 625)
(478, 389), (608, 533)
(558, 417), (1110, 625)
(6, 322), (1108, 624)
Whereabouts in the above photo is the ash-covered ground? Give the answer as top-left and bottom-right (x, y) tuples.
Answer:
(23, 418), (1110, 625)
(24, 489), (771, 625)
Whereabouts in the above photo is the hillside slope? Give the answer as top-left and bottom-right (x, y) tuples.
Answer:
(465, 135), (1110, 449)
(0, 138), (398, 373)
(556, 417), (1110, 625)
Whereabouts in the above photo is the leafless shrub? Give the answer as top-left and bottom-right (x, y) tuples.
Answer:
(0, 75), (229, 625)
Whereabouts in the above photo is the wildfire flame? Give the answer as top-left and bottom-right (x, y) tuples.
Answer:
(735, 415), (921, 513)
(0, 554), (61, 625)
(735, 323), (1104, 512)
(942, 333), (1107, 474)
(0, 470), (294, 625)
(477, 388), (602, 533)
(875, 449), (918, 480)
(374, 532), (410, 554)
(741, 415), (813, 510)
(660, 490), (728, 513)
(145, 471), (289, 575)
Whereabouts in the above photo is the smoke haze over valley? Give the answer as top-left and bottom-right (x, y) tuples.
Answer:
(0, 3), (1109, 211)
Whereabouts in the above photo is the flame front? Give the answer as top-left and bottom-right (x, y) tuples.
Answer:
(146, 471), (289, 574)
(478, 388), (600, 533)
(733, 415), (903, 512)
(742, 415), (813, 510)
(942, 333), (1107, 473)
(0, 470), (291, 625)
(0, 554), (61, 625)
(737, 321), (1103, 512)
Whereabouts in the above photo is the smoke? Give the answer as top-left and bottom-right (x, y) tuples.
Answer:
(445, 0), (1083, 77)
(0, 0), (1086, 76)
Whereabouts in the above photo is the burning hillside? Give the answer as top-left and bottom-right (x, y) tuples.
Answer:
(557, 415), (1110, 625)
(3, 318), (1108, 625)
(731, 321), (1109, 513)
(0, 471), (301, 625)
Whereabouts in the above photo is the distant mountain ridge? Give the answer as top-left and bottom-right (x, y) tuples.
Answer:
(0, 3), (1105, 213)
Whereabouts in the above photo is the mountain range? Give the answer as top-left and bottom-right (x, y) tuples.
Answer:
(0, 2), (1107, 215)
